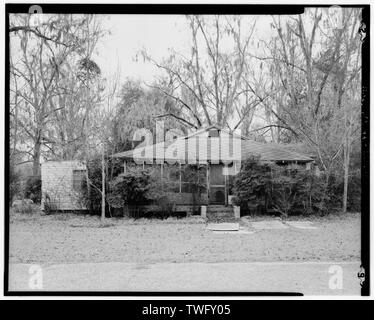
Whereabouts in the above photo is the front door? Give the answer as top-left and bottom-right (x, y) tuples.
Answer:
(209, 164), (226, 205)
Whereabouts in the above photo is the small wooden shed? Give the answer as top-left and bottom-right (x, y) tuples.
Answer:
(41, 160), (87, 211)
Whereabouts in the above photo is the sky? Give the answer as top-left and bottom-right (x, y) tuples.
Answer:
(90, 14), (298, 132)
(92, 8), (338, 84)
(94, 15), (193, 83)
(89, 13), (301, 132)
(93, 14), (277, 84)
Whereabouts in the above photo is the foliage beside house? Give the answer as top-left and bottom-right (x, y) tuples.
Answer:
(233, 158), (328, 216)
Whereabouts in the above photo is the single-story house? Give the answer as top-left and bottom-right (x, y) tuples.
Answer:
(111, 125), (314, 211)
(40, 125), (314, 213)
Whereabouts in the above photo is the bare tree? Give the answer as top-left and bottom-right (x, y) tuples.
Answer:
(10, 14), (104, 175)
(141, 15), (257, 130)
(254, 8), (362, 210)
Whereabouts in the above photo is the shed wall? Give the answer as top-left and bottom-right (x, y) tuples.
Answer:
(41, 161), (87, 211)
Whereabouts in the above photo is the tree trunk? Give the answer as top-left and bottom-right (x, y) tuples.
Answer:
(32, 139), (41, 176)
(342, 137), (350, 213)
(85, 163), (91, 214)
(84, 90), (92, 214)
(101, 148), (106, 223)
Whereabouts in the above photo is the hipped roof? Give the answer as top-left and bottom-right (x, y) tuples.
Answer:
(111, 125), (314, 163)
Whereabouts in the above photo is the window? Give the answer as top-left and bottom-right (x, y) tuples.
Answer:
(208, 128), (219, 137)
(166, 164), (180, 193)
(180, 165), (207, 194)
(73, 170), (86, 192)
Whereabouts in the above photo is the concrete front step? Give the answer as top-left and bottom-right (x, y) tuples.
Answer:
(208, 210), (234, 214)
(207, 205), (235, 220)
(208, 205), (233, 209)
(207, 211), (234, 217)
(207, 215), (238, 223)
(201, 205), (240, 221)
(208, 205), (234, 212)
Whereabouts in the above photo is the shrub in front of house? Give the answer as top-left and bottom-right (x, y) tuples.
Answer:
(269, 166), (328, 216)
(145, 174), (179, 218)
(233, 158), (328, 216)
(107, 167), (152, 217)
(232, 157), (272, 215)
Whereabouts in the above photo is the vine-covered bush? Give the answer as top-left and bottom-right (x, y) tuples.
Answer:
(269, 166), (327, 216)
(106, 164), (207, 218)
(107, 167), (151, 209)
(81, 156), (123, 215)
(24, 175), (41, 204)
(232, 157), (272, 211)
(346, 173), (361, 212)
(146, 174), (178, 217)
(328, 173), (361, 213)
(233, 158), (328, 216)
(10, 164), (21, 203)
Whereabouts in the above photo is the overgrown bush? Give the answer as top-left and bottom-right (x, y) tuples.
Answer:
(182, 164), (208, 215)
(81, 158), (104, 215)
(24, 175), (41, 204)
(146, 169), (179, 218)
(81, 157), (123, 215)
(233, 158), (328, 216)
(327, 170), (361, 212)
(232, 157), (272, 213)
(9, 164), (21, 204)
(12, 199), (35, 214)
(107, 167), (151, 214)
(347, 172), (361, 212)
(106, 164), (206, 218)
(269, 166), (327, 216)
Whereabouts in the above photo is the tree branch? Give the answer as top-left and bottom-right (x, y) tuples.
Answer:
(154, 113), (198, 129)
(9, 26), (72, 47)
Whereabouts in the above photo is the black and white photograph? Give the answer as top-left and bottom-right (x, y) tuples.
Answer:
(3, 3), (370, 298)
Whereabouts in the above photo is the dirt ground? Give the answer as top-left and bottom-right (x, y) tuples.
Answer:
(9, 209), (361, 264)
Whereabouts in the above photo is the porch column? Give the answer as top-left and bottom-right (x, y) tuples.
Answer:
(160, 163), (164, 190)
(179, 162), (182, 193)
(224, 164), (228, 206)
(206, 162), (210, 205)
(124, 160), (127, 173)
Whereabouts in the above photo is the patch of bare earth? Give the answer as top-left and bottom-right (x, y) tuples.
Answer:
(9, 209), (360, 264)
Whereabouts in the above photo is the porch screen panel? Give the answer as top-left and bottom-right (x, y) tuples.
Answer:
(210, 165), (225, 185)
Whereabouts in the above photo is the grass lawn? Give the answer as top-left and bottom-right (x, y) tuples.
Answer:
(9, 208), (361, 264)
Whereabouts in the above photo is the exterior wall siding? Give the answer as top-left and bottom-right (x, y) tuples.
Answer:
(41, 160), (87, 211)
(166, 192), (208, 205)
